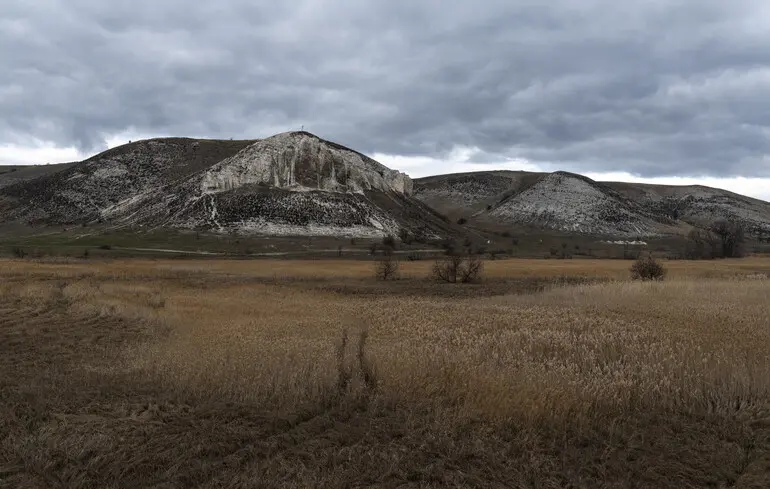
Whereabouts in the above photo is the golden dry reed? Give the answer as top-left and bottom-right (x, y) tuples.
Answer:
(2, 257), (768, 428)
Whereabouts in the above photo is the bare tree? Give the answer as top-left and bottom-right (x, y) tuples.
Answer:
(432, 255), (463, 283)
(432, 255), (483, 283)
(711, 220), (746, 258)
(374, 255), (400, 280)
(686, 228), (717, 259)
(459, 256), (484, 283)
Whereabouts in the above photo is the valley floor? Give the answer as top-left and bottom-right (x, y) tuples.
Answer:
(1, 258), (770, 488)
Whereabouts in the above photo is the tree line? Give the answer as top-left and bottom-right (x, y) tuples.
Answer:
(686, 219), (747, 259)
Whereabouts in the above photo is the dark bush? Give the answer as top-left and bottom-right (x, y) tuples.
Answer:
(457, 217), (468, 225)
(630, 255), (666, 281)
(549, 247), (559, 257)
(382, 235), (396, 248)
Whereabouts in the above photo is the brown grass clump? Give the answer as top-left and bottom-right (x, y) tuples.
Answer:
(1, 257), (770, 487)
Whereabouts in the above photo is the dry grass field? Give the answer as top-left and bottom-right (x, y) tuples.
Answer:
(1, 257), (770, 488)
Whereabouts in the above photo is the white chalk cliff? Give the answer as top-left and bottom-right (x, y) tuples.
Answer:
(201, 132), (413, 196)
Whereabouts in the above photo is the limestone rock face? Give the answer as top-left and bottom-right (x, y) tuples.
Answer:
(202, 132), (413, 196)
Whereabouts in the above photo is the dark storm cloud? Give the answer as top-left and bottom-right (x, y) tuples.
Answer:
(2, 0), (770, 177)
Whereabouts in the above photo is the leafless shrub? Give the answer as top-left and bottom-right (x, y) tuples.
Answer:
(374, 255), (400, 281)
(460, 255), (484, 283)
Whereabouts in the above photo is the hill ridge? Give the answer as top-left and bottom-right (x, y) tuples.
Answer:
(414, 170), (770, 237)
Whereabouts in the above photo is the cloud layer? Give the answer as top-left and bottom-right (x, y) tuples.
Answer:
(2, 0), (770, 178)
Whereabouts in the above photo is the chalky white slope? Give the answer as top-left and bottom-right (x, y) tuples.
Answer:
(489, 172), (671, 236)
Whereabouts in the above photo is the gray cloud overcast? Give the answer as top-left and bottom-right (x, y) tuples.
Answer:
(2, 0), (770, 177)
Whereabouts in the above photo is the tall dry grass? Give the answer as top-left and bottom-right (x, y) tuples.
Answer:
(3, 258), (768, 425)
(2, 257), (770, 486)
(114, 272), (770, 427)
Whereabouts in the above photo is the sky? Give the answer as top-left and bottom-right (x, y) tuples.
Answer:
(2, 0), (770, 200)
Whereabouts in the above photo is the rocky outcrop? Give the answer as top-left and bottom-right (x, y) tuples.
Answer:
(201, 132), (413, 196)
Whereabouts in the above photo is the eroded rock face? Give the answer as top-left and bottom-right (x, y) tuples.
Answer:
(201, 132), (413, 196)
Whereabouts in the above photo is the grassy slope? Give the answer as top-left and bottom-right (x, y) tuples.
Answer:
(2, 258), (770, 488)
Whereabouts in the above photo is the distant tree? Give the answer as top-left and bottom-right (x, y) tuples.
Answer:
(432, 255), (483, 283)
(457, 217), (468, 225)
(686, 228), (718, 260)
(711, 220), (746, 258)
(382, 235), (396, 249)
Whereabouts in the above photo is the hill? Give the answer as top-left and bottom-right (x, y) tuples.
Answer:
(414, 170), (770, 238)
(0, 132), (455, 240)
